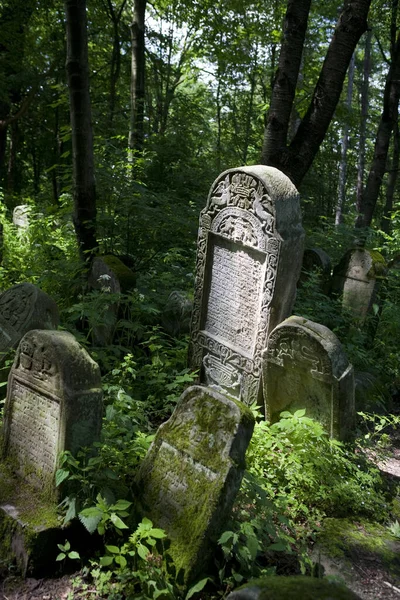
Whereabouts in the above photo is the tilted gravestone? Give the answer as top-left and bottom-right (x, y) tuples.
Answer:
(189, 166), (304, 406)
(0, 330), (103, 574)
(0, 283), (59, 365)
(299, 247), (332, 294)
(2, 329), (103, 490)
(331, 247), (387, 323)
(134, 385), (254, 585)
(262, 316), (355, 441)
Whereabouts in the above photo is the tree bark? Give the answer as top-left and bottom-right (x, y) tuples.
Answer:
(355, 33), (400, 229)
(356, 29), (372, 209)
(262, 0), (371, 189)
(128, 0), (147, 156)
(381, 121), (399, 234)
(65, 0), (97, 260)
(261, 0), (312, 163)
(335, 52), (355, 225)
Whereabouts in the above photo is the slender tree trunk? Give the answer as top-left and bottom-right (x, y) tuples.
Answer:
(355, 33), (400, 229)
(262, 0), (312, 163)
(335, 52), (355, 225)
(381, 121), (400, 233)
(356, 29), (372, 209)
(262, 0), (371, 188)
(106, 0), (127, 130)
(128, 0), (146, 156)
(65, 0), (97, 260)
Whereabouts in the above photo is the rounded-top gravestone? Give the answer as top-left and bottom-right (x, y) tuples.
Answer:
(262, 316), (355, 440)
(2, 329), (103, 492)
(189, 165), (304, 406)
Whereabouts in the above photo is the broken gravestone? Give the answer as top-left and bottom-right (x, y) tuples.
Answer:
(88, 255), (136, 345)
(134, 385), (254, 585)
(189, 166), (304, 406)
(0, 329), (103, 574)
(162, 291), (193, 337)
(262, 316), (355, 441)
(331, 247), (387, 323)
(299, 247), (332, 294)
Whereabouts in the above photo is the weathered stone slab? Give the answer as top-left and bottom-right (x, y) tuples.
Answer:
(262, 316), (355, 440)
(13, 205), (30, 229)
(162, 291), (192, 337)
(299, 247), (332, 294)
(331, 248), (387, 323)
(0, 283), (59, 365)
(226, 576), (361, 599)
(134, 385), (254, 584)
(189, 166), (304, 405)
(2, 330), (103, 492)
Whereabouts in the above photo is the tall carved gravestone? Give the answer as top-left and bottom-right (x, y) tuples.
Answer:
(262, 316), (355, 440)
(0, 283), (59, 364)
(134, 385), (254, 585)
(0, 330), (103, 574)
(189, 166), (304, 406)
(331, 247), (387, 323)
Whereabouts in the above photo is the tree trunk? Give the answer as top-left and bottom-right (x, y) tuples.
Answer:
(356, 29), (372, 209)
(355, 33), (400, 229)
(65, 0), (97, 260)
(128, 0), (146, 156)
(335, 52), (355, 225)
(261, 0), (312, 163)
(381, 121), (400, 234)
(262, 0), (371, 189)
(105, 0), (127, 130)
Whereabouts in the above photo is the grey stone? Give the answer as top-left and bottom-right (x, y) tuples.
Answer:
(2, 329), (103, 493)
(226, 576), (361, 599)
(189, 166), (304, 406)
(134, 384), (254, 585)
(0, 283), (59, 366)
(162, 291), (192, 337)
(262, 316), (355, 441)
(331, 248), (387, 323)
(13, 205), (30, 229)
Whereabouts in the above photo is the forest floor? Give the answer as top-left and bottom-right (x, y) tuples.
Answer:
(1, 436), (400, 600)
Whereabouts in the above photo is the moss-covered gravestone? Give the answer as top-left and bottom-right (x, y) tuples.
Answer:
(331, 247), (387, 323)
(0, 330), (103, 575)
(134, 385), (254, 585)
(226, 576), (361, 599)
(262, 316), (355, 440)
(189, 166), (304, 406)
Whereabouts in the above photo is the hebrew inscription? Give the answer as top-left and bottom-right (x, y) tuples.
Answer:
(7, 379), (59, 476)
(189, 166), (304, 406)
(203, 237), (265, 356)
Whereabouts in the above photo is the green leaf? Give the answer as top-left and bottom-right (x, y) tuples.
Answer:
(56, 552), (66, 561)
(78, 512), (102, 534)
(137, 543), (149, 560)
(185, 577), (209, 599)
(55, 469), (70, 487)
(68, 551), (80, 560)
(218, 530), (234, 545)
(100, 555), (114, 566)
(268, 541), (288, 552)
(110, 513), (128, 529)
(115, 555), (127, 568)
(106, 545), (121, 554)
(149, 528), (167, 539)
(294, 409), (306, 418)
(110, 499), (132, 511)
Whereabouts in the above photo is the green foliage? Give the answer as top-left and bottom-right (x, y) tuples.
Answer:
(56, 540), (80, 563)
(388, 520), (400, 540)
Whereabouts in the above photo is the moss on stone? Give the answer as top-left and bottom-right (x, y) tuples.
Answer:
(367, 250), (387, 278)
(317, 518), (400, 576)
(230, 576), (360, 599)
(102, 255), (136, 290)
